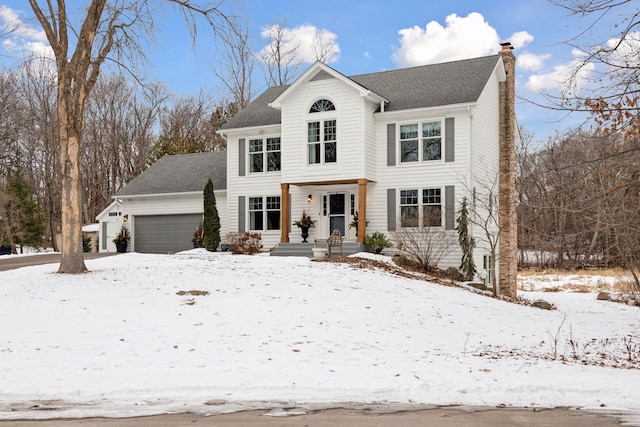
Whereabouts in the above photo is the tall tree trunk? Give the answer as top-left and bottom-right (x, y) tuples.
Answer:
(57, 87), (87, 273)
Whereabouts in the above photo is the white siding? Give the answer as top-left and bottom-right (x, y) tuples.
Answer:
(225, 128), (284, 249)
(364, 102), (379, 180)
(468, 68), (502, 279)
(279, 78), (368, 184)
(472, 70), (501, 181)
(369, 106), (477, 269)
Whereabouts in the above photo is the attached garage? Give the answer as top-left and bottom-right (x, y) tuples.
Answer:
(97, 152), (227, 253)
(134, 214), (203, 253)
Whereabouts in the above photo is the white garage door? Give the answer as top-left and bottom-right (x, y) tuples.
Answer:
(134, 214), (203, 253)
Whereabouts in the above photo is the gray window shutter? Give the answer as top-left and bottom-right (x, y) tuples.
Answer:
(238, 196), (246, 232)
(445, 118), (455, 163)
(101, 222), (107, 250)
(387, 123), (396, 166)
(238, 138), (246, 176)
(387, 188), (396, 231)
(445, 185), (455, 230)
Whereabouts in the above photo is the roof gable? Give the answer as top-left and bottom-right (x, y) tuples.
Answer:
(116, 151), (227, 197)
(268, 62), (387, 110)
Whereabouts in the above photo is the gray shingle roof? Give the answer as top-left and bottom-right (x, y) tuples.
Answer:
(220, 55), (500, 130)
(220, 86), (288, 130)
(350, 55), (500, 112)
(115, 151), (227, 197)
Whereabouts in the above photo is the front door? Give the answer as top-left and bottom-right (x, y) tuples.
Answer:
(328, 193), (346, 236)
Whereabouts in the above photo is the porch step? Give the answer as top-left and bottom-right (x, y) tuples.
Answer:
(270, 242), (371, 257)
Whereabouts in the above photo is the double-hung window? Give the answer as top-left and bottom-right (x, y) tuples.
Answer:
(400, 188), (442, 227)
(422, 188), (442, 227)
(249, 137), (281, 173)
(400, 120), (442, 163)
(308, 99), (337, 165)
(400, 189), (419, 227)
(249, 196), (281, 231)
(308, 120), (337, 164)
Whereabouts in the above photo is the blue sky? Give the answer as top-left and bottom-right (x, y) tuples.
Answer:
(0, 0), (616, 143)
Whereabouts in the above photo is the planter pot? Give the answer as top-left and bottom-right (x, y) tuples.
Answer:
(312, 247), (327, 260)
(300, 226), (310, 243)
(115, 242), (128, 253)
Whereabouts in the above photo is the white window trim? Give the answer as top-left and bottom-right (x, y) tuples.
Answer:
(399, 187), (443, 228)
(247, 135), (281, 175)
(397, 118), (445, 165)
(306, 118), (338, 165)
(248, 195), (281, 231)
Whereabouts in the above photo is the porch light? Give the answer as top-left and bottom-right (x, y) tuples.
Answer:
(307, 194), (313, 203)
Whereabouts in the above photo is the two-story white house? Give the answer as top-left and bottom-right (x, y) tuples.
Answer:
(98, 44), (517, 294)
(219, 45), (517, 284)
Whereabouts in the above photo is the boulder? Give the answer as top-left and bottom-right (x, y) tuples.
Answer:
(532, 299), (553, 310)
(596, 291), (611, 301)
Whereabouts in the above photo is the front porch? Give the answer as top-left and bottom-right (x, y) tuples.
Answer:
(280, 178), (371, 244)
(270, 241), (371, 258)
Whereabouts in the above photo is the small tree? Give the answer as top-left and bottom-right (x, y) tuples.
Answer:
(392, 211), (456, 272)
(203, 178), (220, 251)
(2, 168), (45, 252)
(365, 231), (392, 254)
(468, 176), (502, 297)
(456, 197), (477, 281)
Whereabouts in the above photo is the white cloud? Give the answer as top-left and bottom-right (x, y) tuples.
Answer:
(604, 31), (640, 68)
(392, 12), (501, 67)
(509, 31), (533, 49)
(0, 6), (52, 59)
(526, 56), (594, 95)
(259, 24), (340, 65)
(517, 51), (550, 71)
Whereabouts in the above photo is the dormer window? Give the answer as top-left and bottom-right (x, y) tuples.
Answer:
(309, 99), (335, 113)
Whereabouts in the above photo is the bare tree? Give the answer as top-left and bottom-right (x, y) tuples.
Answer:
(516, 126), (640, 292)
(16, 58), (61, 250)
(467, 173), (503, 296)
(392, 211), (456, 273)
(149, 89), (229, 163)
(310, 29), (339, 63)
(27, 0), (237, 273)
(83, 74), (168, 223)
(548, 0), (640, 138)
(0, 72), (23, 252)
(214, 20), (254, 109)
(260, 19), (301, 86)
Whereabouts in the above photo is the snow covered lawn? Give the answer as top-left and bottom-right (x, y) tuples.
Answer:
(1, 250), (639, 420)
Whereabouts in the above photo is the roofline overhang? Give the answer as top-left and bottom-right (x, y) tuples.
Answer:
(113, 189), (227, 200)
(374, 101), (477, 118)
(95, 200), (120, 221)
(217, 123), (281, 137)
(495, 56), (507, 82)
(288, 178), (375, 186)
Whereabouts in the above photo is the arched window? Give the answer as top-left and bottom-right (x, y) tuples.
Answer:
(309, 99), (335, 113)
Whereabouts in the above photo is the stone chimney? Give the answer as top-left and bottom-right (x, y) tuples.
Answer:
(498, 42), (517, 298)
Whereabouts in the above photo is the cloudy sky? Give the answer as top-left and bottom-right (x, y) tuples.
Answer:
(0, 0), (628, 142)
